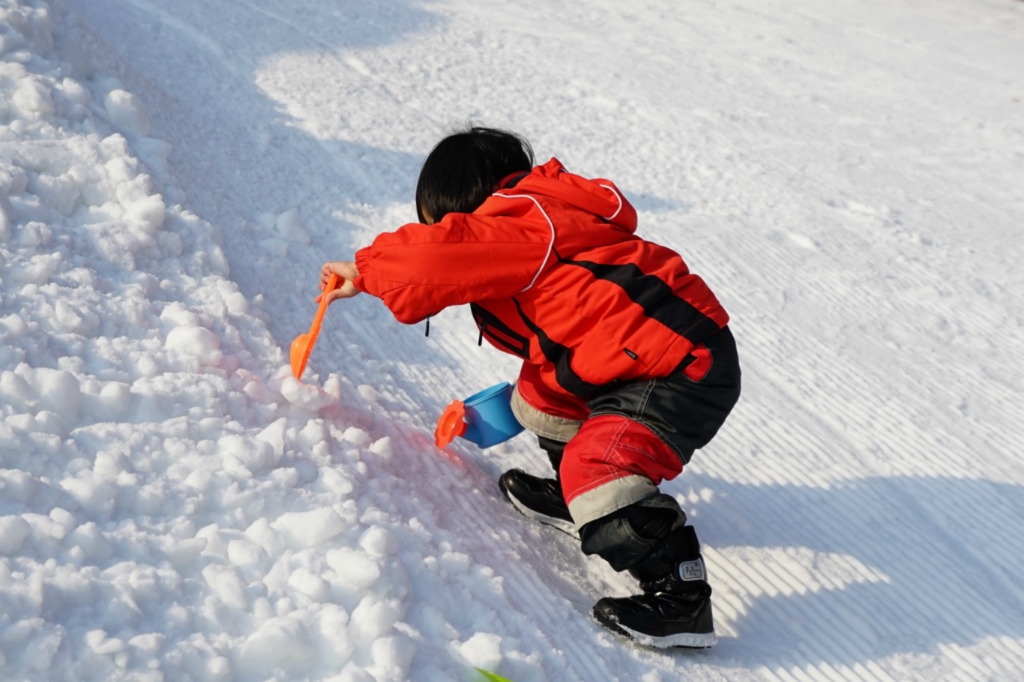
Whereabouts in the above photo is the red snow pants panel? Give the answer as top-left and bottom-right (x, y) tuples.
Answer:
(561, 415), (684, 527)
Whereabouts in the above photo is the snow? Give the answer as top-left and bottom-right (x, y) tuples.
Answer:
(103, 88), (149, 137)
(276, 210), (311, 245)
(0, 0), (1022, 680)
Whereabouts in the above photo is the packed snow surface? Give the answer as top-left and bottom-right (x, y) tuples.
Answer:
(1, 0), (1023, 680)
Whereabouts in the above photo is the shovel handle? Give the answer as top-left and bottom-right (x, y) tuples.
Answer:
(309, 273), (341, 335)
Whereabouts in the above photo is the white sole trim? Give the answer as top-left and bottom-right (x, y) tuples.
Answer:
(505, 493), (578, 537)
(617, 624), (717, 649)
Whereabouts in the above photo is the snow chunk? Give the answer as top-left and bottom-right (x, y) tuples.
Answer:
(276, 210), (310, 244)
(54, 300), (100, 336)
(201, 564), (248, 611)
(0, 314), (30, 339)
(342, 427), (370, 447)
(287, 567), (331, 601)
(259, 236), (289, 256)
(368, 437), (393, 459)
(66, 522), (113, 563)
(320, 467), (354, 497)
(335, 663), (375, 682)
(457, 632), (503, 672)
(227, 537), (267, 569)
(59, 77), (90, 105)
(0, 471), (36, 503)
(207, 656), (231, 680)
(312, 604), (353, 666)
(28, 173), (80, 216)
(85, 629), (127, 655)
(97, 382), (131, 420)
(23, 511), (72, 541)
(255, 418), (288, 459)
(158, 302), (200, 328)
(239, 617), (314, 675)
(124, 194), (166, 235)
(277, 375), (336, 412)
(358, 526), (395, 557)
(93, 449), (132, 477)
(350, 596), (400, 640)
(323, 374), (343, 401)
(0, 369), (36, 408)
(165, 325), (223, 366)
(162, 537), (207, 573)
(271, 507), (346, 548)
(31, 367), (81, 420)
(220, 434), (277, 478)
(371, 635), (416, 679)
(326, 548), (380, 591)
(12, 78), (53, 120)
(0, 516), (31, 555)
(60, 476), (116, 516)
(225, 291), (249, 315)
(244, 518), (286, 556)
(356, 384), (379, 403)
(103, 89), (150, 136)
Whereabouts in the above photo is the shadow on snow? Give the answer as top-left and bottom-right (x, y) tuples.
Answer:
(673, 471), (1024, 670)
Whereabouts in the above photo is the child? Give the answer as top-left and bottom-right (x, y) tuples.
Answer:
(319, 127), (741, 648)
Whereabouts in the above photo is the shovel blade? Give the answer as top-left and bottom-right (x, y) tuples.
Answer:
(290, 272), (340, 381)
(290, 333), (311, 379)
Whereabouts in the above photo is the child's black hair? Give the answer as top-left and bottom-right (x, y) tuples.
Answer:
(415, 126), (535, 224)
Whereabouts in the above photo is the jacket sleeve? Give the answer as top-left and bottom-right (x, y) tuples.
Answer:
(353, 206), (554, 324)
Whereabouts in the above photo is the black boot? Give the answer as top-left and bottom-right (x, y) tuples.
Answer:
(498, 469), (576, 536)
(592, 525), (717, 648)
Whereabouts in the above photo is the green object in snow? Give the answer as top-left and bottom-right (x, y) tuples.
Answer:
(476, 668), (513, 682)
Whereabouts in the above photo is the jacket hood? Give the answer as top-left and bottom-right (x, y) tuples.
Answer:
(499, 158), (638, 234)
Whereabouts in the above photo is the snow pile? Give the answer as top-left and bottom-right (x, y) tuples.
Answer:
(2, 4), (530, 680)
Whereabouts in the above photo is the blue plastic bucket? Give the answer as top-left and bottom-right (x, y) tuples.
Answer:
(462, 382), (524, 448)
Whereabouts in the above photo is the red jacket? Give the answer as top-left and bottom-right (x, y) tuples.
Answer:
(354, 158), (729, 417)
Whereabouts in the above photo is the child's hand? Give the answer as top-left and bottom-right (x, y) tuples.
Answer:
(317, 261), (361, 304)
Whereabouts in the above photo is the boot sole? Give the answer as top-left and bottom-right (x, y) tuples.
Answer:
(593, 608), (717, 649)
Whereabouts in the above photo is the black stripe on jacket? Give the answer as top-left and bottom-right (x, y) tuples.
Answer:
(562, 259), (720, 344)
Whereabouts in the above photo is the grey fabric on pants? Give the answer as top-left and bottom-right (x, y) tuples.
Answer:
(510, 384), (583, 442)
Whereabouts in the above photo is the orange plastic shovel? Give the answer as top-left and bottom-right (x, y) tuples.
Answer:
(290, 273), (340, 379)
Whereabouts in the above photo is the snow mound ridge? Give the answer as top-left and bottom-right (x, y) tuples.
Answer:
(1, 4), (464, 681)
